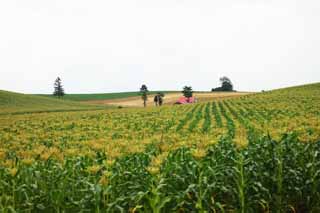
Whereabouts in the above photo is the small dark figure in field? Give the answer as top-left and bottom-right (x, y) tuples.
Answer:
(159, 96), (163, 106)
(154, 95), (159, 106)
(154, 93), (164, 106)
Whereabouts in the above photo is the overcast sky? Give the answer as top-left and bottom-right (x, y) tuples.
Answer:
(0, 0), (319, 94)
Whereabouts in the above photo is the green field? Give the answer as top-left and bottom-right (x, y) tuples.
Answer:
(39, 91), (178, 102)
(0, 83), (320, 212)
(0, 90), (107, 115)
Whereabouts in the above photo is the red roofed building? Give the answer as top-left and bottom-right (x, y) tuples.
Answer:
(175, 97), (196, 104)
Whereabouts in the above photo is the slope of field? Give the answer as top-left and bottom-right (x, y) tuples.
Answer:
(0, 83), (319, 212)
(85, 91), (251, 107)
(0, 90), (107, 114)
(39, 91), (178, 101)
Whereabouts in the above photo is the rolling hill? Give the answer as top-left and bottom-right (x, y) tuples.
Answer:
(0, 90), (107, 115)
(38, 91), (179, 101)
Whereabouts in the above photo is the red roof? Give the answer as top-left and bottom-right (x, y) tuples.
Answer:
(175, 97), (196, 104)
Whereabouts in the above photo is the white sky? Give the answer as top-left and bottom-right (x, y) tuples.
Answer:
(0, 0), (319, 94)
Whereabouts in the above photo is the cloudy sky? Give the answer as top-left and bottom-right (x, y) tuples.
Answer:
(0, 0), (319, 94)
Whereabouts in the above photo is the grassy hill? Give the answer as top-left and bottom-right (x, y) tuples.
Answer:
(39, 91), (179, 101)
(0, 90), (107, 115)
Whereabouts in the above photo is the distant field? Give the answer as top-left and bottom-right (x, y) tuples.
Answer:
(0, 90), (107, 115)
(85, 91), (252, 107)
(39, 91), (178, 101)
(1, 90), (249, 114)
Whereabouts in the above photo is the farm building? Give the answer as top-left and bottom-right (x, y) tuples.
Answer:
(175, 97), (197, 104)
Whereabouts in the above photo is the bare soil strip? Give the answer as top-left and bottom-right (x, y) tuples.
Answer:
(84, 92), (253, 107)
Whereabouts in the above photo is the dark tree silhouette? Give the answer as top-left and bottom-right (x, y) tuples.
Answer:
(182, 86), (193, 102)
(220, 76), (233, 91)
(154, 93), (165, 106)
(53, 77), (65, 98)
(140, 84), (148, 107)
(158, 93), (164, 106)
(212, 76), (233, 91)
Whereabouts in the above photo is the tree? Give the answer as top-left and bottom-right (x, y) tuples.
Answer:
(220, 76), (233, 91)
(140, 84), (148, 107)
(182, 86), (193, 102)
(212, 76), (234, 91)
(158, 92), (165, 106)
(53, 77), (65, 98)
(154, 92), (165, 106)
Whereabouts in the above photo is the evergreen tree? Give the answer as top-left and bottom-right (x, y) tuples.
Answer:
(140, 84), (148, 107)
(53, 77), (65, 98)
(182, 86), (193, 102)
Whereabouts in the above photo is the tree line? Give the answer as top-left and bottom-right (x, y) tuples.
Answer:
(52, 76), (234, 107)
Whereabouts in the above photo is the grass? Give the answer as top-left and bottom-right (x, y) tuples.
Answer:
(38, 91), (179, 101)
(0, 90), (108, 115)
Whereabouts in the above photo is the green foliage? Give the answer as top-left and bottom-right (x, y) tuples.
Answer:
(0, 82), (320, 212)
(182, 86), (193, 100)
(1, 136), (319, 212)
(154, 93), (165, 106)
(140, 84), (149, 107)
(53, 77), (65, 98)
(212, 76), (234, 91)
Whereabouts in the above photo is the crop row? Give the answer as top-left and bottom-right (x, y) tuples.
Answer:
(0, 83), (319, 212)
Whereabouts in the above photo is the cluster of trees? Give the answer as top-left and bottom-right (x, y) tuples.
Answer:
(154, 93), (164, 106)
(140, 85), (195, 107)
(139, 76), (233, 106)
(52, 76), (234, 107)
(140, 85), (165, 107)
(212, 76), (233, 92)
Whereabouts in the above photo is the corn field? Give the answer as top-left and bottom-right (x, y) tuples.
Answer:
(0, 83), (319, 212)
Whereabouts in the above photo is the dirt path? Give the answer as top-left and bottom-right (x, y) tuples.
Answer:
(84, 92), (253, 107)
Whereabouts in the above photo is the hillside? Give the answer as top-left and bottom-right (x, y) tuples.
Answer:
(39, 91), (179, 101)
(0, 90), (107, 115)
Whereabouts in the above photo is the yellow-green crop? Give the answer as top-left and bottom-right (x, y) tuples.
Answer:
(0, 83), (319, 212)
